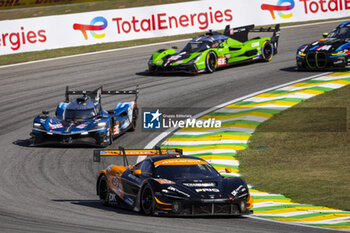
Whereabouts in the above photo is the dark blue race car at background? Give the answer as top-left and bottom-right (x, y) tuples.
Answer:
(296, 21), (350, 70)
(30, 86), (138, 147)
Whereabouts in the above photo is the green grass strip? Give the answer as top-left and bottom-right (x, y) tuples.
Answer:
(221, 174), (237, 177)
(170, 131), (252, 138)
(210, 108), (282, 115)
(303, 79), (350, 84)
(160, 143), (247, 149)
(234, 98), (305, 106)
(211, 164), (238, 169)
(179, 153), (237, 157)
(258, 212), (350, 219)
(253, 196), (291, 201)
(252, 204), (315, 211)
(222, 120), (261, 126)
(308, 223), (350, 227)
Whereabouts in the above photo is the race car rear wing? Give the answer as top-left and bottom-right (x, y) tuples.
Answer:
(65, 86), (139, 103)
(93, 146), (183, 165)
(224, 24), (280, 54)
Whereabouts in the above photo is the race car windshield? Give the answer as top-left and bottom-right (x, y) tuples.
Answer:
(64, 108), (96, 121)
(154, 164), (220, 180)
(327, 27), (350, 39)
(181, 41), (214, 53)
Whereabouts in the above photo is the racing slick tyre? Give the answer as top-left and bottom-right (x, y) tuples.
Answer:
(100, 121), (113, 147)
(129, 108), (138, 132)
(297, 63), (306, 71)
(206, 51), (217, 73)
(141, 184), (155, 215)
(30, 133), (42, 145)
(98, 175), (110, 206)
(108, 121), (113, 145)
(261, 41), (273, 62)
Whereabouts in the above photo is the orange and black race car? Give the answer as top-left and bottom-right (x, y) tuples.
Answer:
(94, 148), (253, 216)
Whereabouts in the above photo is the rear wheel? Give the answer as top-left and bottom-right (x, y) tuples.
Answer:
(205, 51), (217, 73)
(141, 184), (155, 215)
(261, 41), (273, 62)
(98, 175), (109, 206)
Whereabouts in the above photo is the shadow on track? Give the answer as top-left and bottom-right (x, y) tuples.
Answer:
(53, 199), (140, 216)
(53, 199), (249, 219)
(13, 139), (100, 148)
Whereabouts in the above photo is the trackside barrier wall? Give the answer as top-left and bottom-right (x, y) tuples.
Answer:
(0, 0), (349, 55)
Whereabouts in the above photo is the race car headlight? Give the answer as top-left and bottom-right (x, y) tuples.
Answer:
(230, 185), (248, 199)
(161, 186), (190, 199)
(332, 49), (349, 56)
(297, 50), (306, 57)
(96, 122), (107, 129)
(33, 123), (44, 129)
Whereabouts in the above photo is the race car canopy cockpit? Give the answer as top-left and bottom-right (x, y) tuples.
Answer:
(64, 98), (99, 121)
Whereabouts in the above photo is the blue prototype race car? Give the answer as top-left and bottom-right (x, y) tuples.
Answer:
(30, 86), (138, 147)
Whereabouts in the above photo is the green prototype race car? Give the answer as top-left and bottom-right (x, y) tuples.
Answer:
(148, 24), (280, 74)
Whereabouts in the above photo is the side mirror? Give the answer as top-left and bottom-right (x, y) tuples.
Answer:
(42, 110), (49, 115)
(133, 169), (142, 176)
(172, 46), (178, 50)
(108, 110), (116, 115)
(322, 33), (329, 38)
(225, 168), (233, 173)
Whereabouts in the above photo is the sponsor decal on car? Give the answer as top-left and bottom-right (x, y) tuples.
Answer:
(154, 158), (208, 166)
(195, 188), (220, 192)
(113, 122), (120, 135)
(217, 57), (226, 66)
(49, 123), (63, 129)
(76, 123), (88, 129)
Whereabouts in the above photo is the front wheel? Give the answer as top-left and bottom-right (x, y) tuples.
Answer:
(141, 184), (155, 215)
(261, 41), (273, 62)
(205, 51), (217, 73)
(98, 175), (110, 206)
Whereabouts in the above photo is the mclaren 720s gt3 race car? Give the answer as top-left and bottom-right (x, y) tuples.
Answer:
(94, 148), (253, 216)
(148, 24), (280, 74)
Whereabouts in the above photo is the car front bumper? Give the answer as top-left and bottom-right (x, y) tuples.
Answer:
(30, 130), (108, 147)
(296, 52), (350, 70)
(154, 197), (253, 216)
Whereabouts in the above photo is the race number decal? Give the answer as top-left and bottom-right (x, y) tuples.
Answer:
(113, 122), (120, 135)
(217, 57), (226, 67)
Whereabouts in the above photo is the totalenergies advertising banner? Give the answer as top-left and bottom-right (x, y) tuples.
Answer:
(0, 0), (349, 55)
